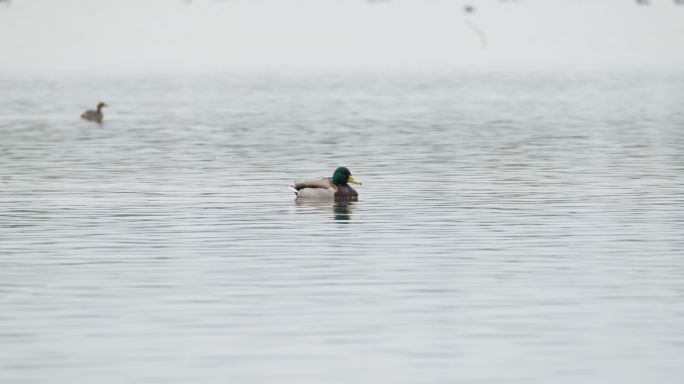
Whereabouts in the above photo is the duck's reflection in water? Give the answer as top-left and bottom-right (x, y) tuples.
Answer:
(294, 200), (357, 221)
(332, 201), (355, 221)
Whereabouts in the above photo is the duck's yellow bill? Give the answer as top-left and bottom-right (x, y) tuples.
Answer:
(348, 176), (362, 185)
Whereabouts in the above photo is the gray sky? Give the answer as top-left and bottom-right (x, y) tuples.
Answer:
(1, 0), (683, 73)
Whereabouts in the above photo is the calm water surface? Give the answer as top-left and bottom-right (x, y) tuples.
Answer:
(1, 70), (684, 383)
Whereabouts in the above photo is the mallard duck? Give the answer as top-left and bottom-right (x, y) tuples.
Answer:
(291, 167), (362, 201)
(81, 102), (107, 123)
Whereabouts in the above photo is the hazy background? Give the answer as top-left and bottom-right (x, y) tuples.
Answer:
(3, 1), (684, 384)
(1, 0), (683, 74)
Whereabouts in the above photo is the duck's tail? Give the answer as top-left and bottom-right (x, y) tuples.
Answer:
(288, 185), (299, 196)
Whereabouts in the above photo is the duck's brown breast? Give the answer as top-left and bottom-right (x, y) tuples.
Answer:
(334, 185), (358, 201)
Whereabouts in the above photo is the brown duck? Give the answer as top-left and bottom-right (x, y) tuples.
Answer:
(81, 102), (107, 123)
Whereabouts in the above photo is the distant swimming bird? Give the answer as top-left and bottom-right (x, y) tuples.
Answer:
(290, 167), (362, 201)
(464, 5), (475, 13)
(81, 102), (107, 123)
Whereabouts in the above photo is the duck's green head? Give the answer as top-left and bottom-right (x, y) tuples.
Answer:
(332, 167), (362, 186)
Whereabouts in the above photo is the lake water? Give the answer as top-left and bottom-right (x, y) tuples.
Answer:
(1, 69), (683, 383)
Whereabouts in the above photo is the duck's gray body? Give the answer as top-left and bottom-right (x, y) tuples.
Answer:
(81, 110), (103, 123)
(292, 177), (358, 201)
